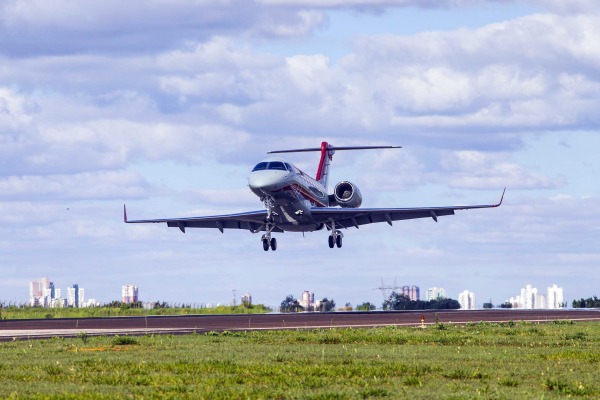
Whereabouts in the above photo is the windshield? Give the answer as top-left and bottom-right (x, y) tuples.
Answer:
(268, 161), (287, 171)
(252, 162), (268, 172)
(252, 161), (289, 172)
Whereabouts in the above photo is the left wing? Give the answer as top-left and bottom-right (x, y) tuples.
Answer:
(123, 206), (279, 233)
(310, 189), (505, 229)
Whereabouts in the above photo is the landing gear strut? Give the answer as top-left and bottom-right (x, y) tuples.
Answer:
(260, 194), (278, 251)
(328, 220), (343, 249)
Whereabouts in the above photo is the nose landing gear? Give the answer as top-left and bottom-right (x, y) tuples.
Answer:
(261, 223), (277, 251)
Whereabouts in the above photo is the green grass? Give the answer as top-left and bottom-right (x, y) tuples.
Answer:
(1, 321), (599, 398)
(0, 304), (271, 319)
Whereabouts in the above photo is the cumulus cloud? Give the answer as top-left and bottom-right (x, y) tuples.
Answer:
(0, 0), (327, 56)
(0, 170), (152, 200)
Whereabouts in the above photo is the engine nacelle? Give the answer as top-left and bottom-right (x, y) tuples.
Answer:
(332, 181), (363, 208)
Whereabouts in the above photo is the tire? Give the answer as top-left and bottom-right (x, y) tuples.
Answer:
(336, 235), (342, 248)
(328, 235), (334, 248)
(262, 239), (270, 251)
(270, 237), (277, 251)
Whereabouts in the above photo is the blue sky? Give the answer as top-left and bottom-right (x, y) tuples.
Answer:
(1, 0), (599, 308)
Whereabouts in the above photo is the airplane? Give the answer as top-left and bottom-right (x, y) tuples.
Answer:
(124, 142), (505, 251)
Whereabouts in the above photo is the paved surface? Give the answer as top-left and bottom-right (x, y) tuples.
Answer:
(1, 309), (599, 341)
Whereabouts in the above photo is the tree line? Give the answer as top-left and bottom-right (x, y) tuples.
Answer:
(572, 296), (600, 308)
(279, 292), (462, 313)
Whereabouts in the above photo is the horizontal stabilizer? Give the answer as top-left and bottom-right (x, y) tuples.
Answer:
(268, 145), (401, 154)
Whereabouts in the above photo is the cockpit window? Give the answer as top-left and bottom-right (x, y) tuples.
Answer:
(268, 161), (287, 171)
(252, 162), (268, 172)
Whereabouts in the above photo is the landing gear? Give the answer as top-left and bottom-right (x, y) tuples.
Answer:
(327, 220), (343, 249)
(261, 223), (277, 251)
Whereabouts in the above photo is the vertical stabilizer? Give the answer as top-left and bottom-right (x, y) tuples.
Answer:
(315, 141), (334, 190)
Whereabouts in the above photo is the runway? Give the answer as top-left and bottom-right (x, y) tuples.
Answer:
(1, 309), (599, 341)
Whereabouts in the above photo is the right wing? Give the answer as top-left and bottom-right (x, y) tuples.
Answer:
(123, 206), (279, 233)
(309, 188), (505, 229)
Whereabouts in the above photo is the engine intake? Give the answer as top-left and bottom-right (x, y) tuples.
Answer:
(332, 181), (362, 208)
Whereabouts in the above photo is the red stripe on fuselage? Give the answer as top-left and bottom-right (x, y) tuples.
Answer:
(277, 184), (328, 207)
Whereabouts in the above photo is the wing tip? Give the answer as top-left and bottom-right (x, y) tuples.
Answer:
(123, 204), (128, 223)
(494, 188), (506, 207)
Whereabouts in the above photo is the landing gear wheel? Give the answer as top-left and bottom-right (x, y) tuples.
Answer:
(270, 237), (277, 251)
(328, 235), (334, 248)
(262, 238), (270, 251)
(336, 235), (342, 248)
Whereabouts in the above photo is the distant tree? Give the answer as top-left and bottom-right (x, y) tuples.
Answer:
(383, 292), (460, 310)
(499, 302), (513, 309)
(241, 296), (252, 308)
(280, 295), (303, 313)
(318, 298), (336, 312)
(573, 296), (600, 308)
(483, 301), (493, 309)
(383, 293), (412, 310)
(153, 301), (169, 309)
(356, 302), (376, 311)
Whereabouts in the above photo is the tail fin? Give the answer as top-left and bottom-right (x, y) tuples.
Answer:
(315, 141), (334, 188)
(268, 142), (402, 191)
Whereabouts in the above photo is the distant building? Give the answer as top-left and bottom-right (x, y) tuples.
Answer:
(122, 285), (139, 304)
(29, 277), (54, 307)
(547, 284), (564, 309)
(300, 290), (314, 310)
(400, 285), (420, 301)
(458, 290), (476, 310)
(67, 284), (84, 308)
(426, 287), (446, 301)
(509, 284), (558, 309)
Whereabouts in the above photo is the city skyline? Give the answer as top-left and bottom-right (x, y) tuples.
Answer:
(16, 277), (570, 310)
(1, 1), (600, 307)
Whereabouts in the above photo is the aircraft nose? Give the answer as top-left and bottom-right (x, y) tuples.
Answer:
(248, 171), (287, 192)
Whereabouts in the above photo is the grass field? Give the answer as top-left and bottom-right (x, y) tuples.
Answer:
(1, 321), (599, 399)
(0, 304), (271, 320)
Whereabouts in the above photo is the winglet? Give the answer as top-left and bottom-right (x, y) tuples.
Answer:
(124, 204), (128, 223)
(494, 188), (506, 207)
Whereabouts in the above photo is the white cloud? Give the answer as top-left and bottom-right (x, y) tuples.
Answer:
(0, 170), (151, 200)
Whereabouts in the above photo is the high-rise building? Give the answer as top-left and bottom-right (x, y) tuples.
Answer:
(300, 290), (314, 310)
(547, 284), (564, 309)
(426, 287), (446, 301)
(30, 277), (52, 307)
(122, 285), (139, 304)
(400, 285), (420, 301)
(520, 284), (537, 309)
(67, 284), (84, 308)
(458, 290), (476, 310)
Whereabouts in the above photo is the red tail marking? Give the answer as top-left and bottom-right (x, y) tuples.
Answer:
(315, 141), (329, 182)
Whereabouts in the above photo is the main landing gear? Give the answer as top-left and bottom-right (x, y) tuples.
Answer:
(262, 236), (277, 251)
(327, 221), (343, 249)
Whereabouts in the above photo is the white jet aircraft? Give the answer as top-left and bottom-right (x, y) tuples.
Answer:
(124, 142), (504, 251)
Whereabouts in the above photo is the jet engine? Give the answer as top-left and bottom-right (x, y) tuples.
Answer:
(332, 181), (363, 208)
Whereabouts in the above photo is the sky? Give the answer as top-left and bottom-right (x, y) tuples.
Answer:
(1, 0), (600, 308)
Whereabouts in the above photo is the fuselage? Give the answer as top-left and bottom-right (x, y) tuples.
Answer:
(247, 157), (328, 232)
